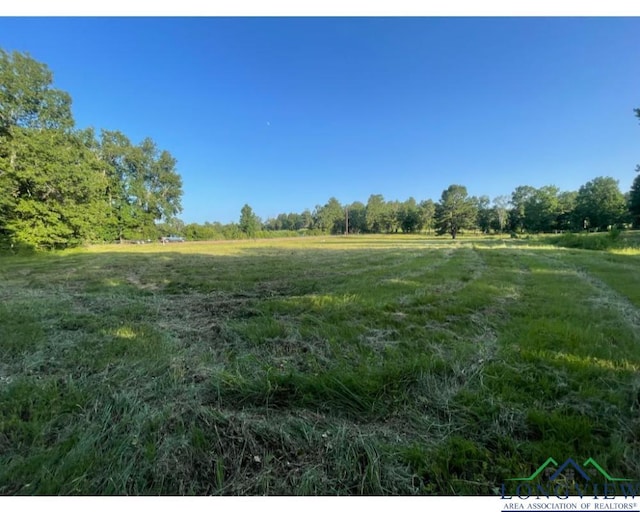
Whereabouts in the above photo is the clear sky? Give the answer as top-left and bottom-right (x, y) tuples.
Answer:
(0, 16), (638, 224)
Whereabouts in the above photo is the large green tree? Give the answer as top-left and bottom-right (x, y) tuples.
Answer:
(418, 199), (436, 233)
(239, 203), (261, 237)
(398, 197), (421, 233)
(0, 50), (109, 249)
(523, 185), (560, 233)
(574, 177), (627, 231)
(1, 128), (109, 249)
(346, 201), (367, 234)
(472, 195), (493, 233)
(365, 194), (386, 233)
(1, 49), (183, 249)
(382, 199), (401, 233)
(315, 197), (344, 234)
(0, 49), (73, 133)
(629, 169), (640, 228)
(492, 195), (510, 233)
(556, 190), (577, 232)
(508, 185), (536, 233)
(435, 184), (477, 239)
(629, 108), (640, 227)
(98, 130), (183, 241)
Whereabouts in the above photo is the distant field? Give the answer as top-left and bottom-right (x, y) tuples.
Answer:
(2, 235), (640, 495)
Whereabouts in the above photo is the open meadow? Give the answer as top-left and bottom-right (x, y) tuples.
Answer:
(1, 235), (640, 495)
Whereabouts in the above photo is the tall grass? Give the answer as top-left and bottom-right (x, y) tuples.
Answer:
(550, 229), (640, 251)
(1, 235), (640, 494)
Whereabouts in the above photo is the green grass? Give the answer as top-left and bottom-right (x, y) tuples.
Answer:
(548, 229), (640, 252)
(1, 235), (640, 495)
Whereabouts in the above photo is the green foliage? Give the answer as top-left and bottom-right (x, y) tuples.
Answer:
(629, 109), (640, 227)
(314, 197), (345, 234)
(182, 221), (304, 241)
(0, 49), (81, 250)
(418, 199), (436, 233)
(435, 184), (477, 238)
(98, 130), (183, 241)
(382, 199), (401, 233)
(0, 49), (183, 250)
(3, 48), (638, 250)
(346, 201), (366, 234)
(472, 195), (493, 233)
(184, 221), (226, 241)
(550, 229), (633, 251)
(263, 210), (313, 231)
(398, 197), (421, 233)
(260, 196), (438, 236)
(365, 194), (386, 233)
(1, 128), (109, 249)
(0, 49), (73, 132)
(239, 204), (261, 237)
(552, 233), (613, 251)
(509, 185), (536, 233)
(630, 167), (640, 228)
(492, 195), (509, 233)
(574, 176), (627, 231)
(523, 185), (560, 233)
(556, 190), (578, 231)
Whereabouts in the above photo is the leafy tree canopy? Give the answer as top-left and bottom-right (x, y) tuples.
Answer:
(239, 204), (261, 237)
(575, 176), (627, 231)
(0, 49), (183, 250)
(0, 49), (73, 133)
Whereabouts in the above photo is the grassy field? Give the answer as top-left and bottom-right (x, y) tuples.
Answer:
(2, 235), (640, 495)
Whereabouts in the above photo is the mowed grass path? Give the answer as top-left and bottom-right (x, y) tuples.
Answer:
(1, 236), (640, 494)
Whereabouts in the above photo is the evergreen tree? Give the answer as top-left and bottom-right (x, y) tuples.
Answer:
(435, 185), (477, 239)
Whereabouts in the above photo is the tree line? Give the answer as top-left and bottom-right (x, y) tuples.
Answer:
(186, 115), (640, 241)
(0, 49), (183, 250)
(2, 49), (640, 248)
(183, 168), (639, 241)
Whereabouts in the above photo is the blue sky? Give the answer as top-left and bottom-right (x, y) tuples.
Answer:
(0, 16), (638, 224)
